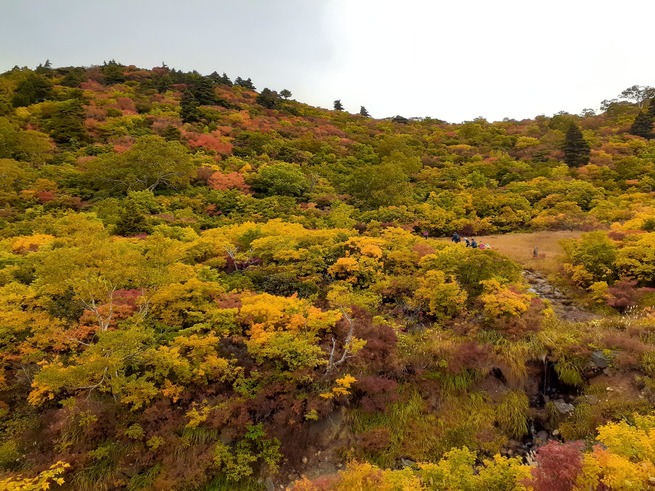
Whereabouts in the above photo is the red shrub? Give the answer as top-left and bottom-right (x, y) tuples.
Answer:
(35, 190), (56, 203)
(529, 441), (585, 491)
(185, 130), (233, 157)
(448, 340), (492, 373)
(607, 278), (655, 312)
(354, 376), (399, 412)
(355, 428), (392, 455)
(208, 171), (250, 193)
(116, 97), (137, 113)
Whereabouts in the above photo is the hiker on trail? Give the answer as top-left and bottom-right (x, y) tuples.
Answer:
(478, 242), (486, 249)
(470, 238), (477, 248)
(451, 232), (460, 243)
(464, 237), (470, 247)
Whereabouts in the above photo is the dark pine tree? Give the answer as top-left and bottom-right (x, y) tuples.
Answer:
(101, 60), (126, 85)
(359, 105), (370, 117)
(180, 90), (201, 123)
(256, 88), (280, 109)
(60, 67), (87, 88)
(115, 201), (151, 236)
(333, 99), (343, 111)
(647, 98), (655, 118)
(152, 71), (173, 94)
(630, 111), (653, 139)
(562, 122), (590, 167)
(235, 77), (255, 90)
(11, 73), (53, 107)
(208, 71), (233, 86)
(48, 101), (89, 146)
(188, 76), (217, 105)
(35, 59), (53, 76)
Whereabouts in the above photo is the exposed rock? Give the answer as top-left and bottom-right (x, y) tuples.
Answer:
(506, 439), (523, 453)
(553, 399), (575, 415)
(536, 430), (549, 441)
(264, 476), (275, 491)
(522, 270), (600, 322)
(591, 350), (610, 369)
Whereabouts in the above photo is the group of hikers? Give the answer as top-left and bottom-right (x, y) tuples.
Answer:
(451, 231), (491, 250)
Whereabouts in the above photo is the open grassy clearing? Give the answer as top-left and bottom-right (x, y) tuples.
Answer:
(465, 230), (584, 275)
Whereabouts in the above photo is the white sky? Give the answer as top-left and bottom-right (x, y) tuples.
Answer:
(1, 0), (653, 122)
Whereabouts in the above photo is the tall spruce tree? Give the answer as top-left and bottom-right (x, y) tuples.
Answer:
(188, 76), (216, 105)
(630, 110), (653, 139)
(562, 122), (590, 167)
(648, 98), (655, 118)
(333, 99), (343, 111)
(180, 90), (201, 123)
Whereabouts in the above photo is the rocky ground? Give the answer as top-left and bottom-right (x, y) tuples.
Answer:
(523, 269), (601, 322)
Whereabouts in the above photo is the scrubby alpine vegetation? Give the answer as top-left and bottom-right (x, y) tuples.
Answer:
(1, 61), (655, 490)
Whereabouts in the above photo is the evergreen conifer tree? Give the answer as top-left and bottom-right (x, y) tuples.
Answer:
(333, 99), (343, 111)
(256, 88), (280, 109)
(11, 73), (53, 107)
(189, 77), (216, 105)
(180, 90), (201, 123)
(101, 60), (126, 85)
(647, 98), (655, 118)
(562, 122), (590, 167)
(359, 105), (370, 117)
(115, 201), (151, 236)
(235, 77), (255, 90)
(630, 111), (653, 139)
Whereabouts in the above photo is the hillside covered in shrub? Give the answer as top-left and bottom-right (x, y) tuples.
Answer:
(1, 61), (655, 490)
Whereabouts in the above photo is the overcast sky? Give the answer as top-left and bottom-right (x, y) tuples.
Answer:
(1, 0), (653, 123)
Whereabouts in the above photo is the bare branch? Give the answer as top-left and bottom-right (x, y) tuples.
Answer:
(325, 309), (356, 374)
(66, 336), (92, 347)
(75, 366), (108, 393)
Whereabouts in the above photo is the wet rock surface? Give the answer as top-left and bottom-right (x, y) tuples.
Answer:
(552, 399), (575, 415)
(523, 270), (600, 322)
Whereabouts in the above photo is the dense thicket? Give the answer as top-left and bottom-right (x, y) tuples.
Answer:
(1, 63), (655, 490)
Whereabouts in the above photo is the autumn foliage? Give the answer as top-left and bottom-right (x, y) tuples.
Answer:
(1, 62), (655, 489)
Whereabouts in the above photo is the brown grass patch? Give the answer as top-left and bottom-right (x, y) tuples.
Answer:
(462, 231), (584, 275)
